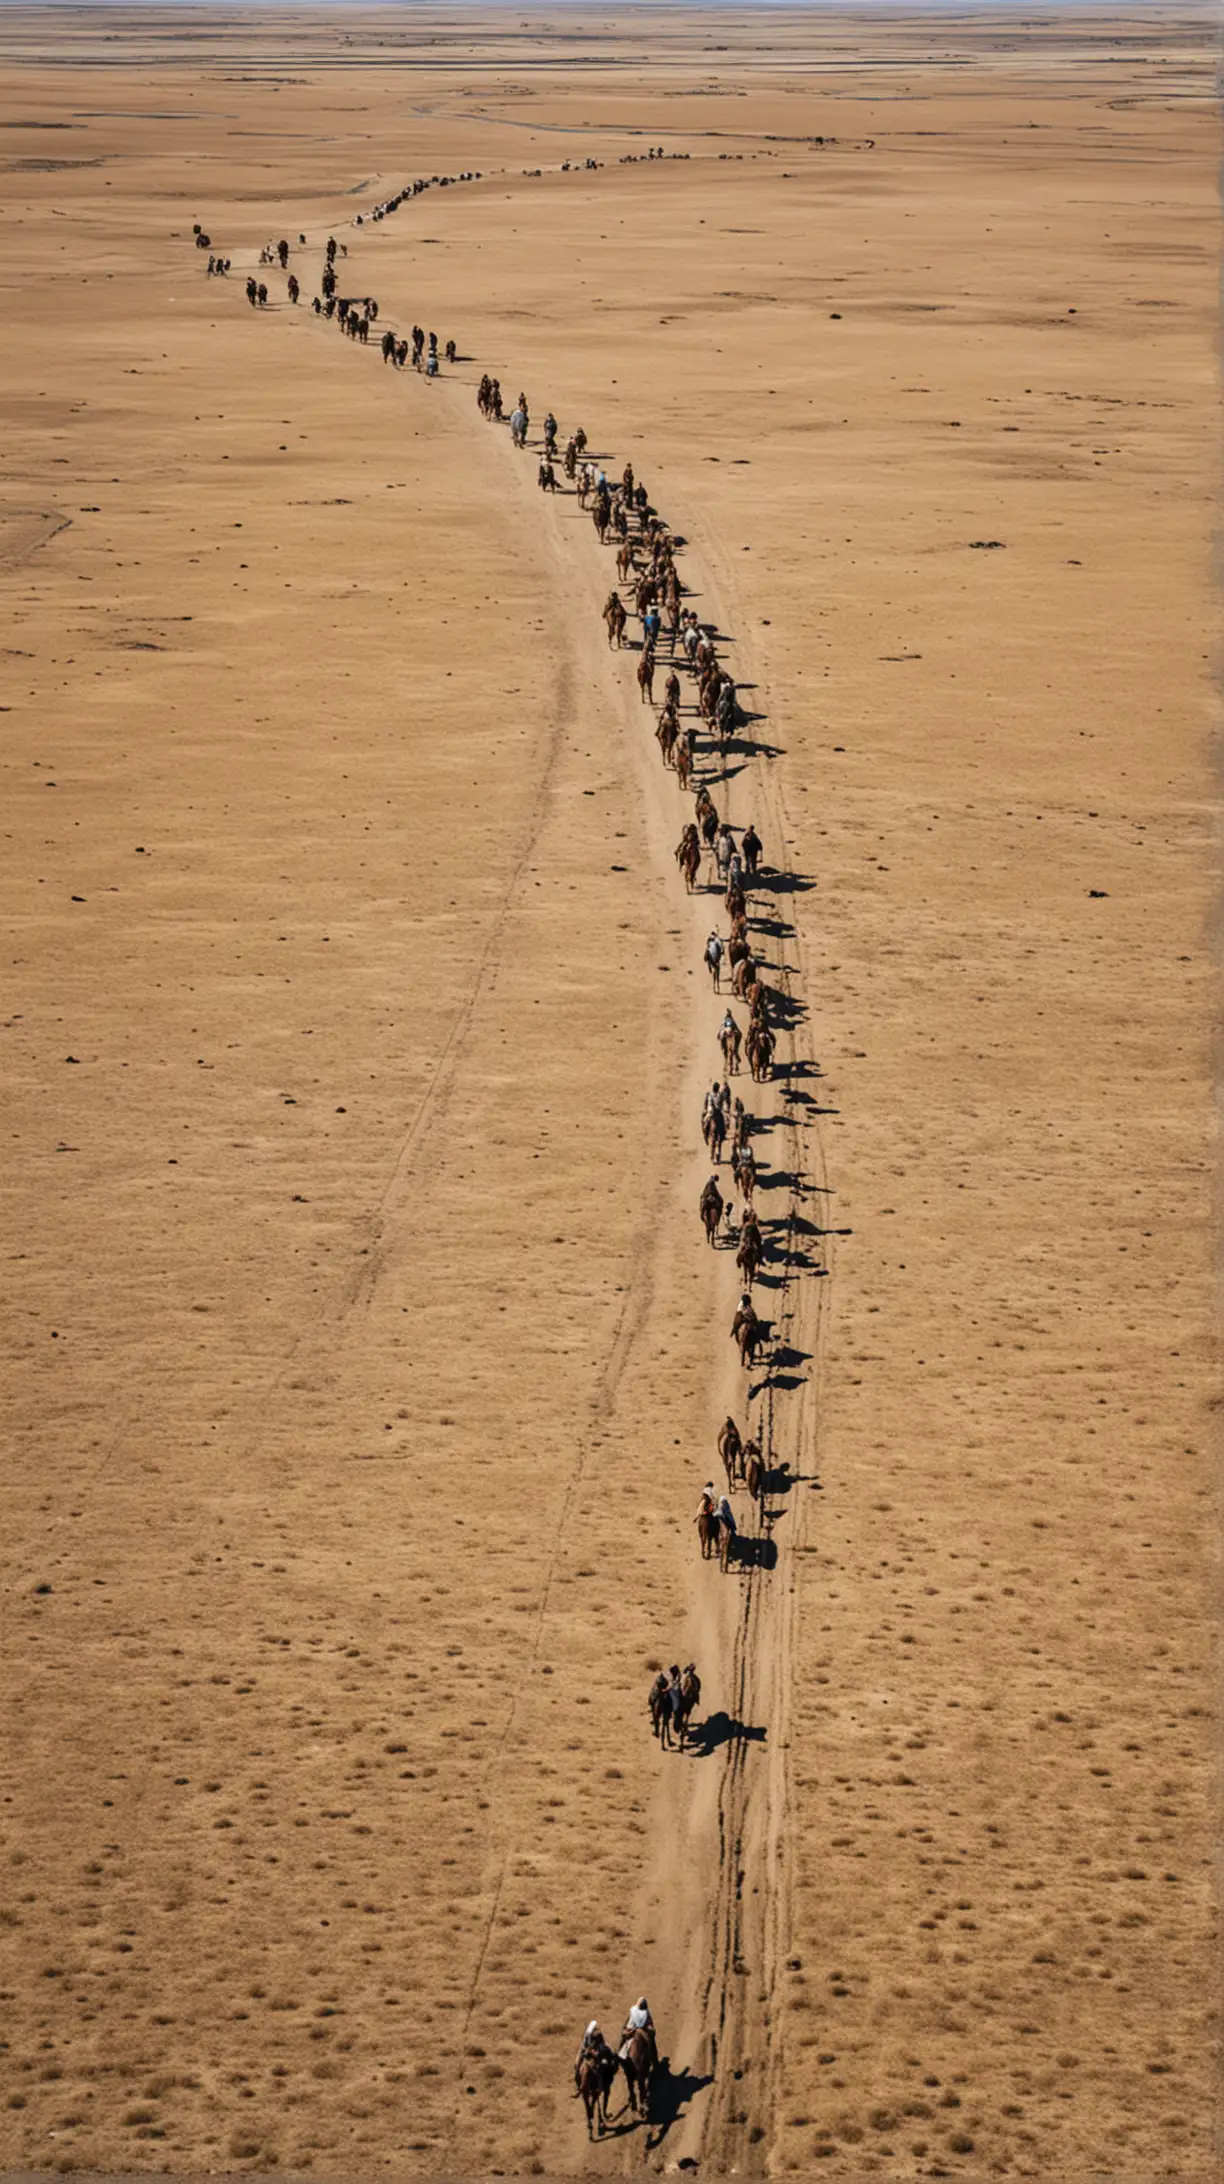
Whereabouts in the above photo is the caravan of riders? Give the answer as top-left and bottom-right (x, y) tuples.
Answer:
(214, 204), (798, 2137)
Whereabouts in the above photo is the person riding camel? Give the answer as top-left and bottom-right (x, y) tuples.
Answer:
(716, 1494), (737, 1542)
(697, 1481), (717, 1518)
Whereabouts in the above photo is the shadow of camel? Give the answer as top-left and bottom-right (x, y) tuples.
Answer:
(645, 2058), (715, 2150)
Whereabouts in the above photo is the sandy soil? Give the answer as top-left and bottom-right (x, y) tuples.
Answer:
(1, 7), (1218, 2178)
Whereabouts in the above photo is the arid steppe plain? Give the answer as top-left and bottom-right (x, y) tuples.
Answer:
(0, 5), (1219, 2177)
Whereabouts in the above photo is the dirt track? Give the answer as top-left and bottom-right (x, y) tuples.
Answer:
(2, 7), (1219, 2178)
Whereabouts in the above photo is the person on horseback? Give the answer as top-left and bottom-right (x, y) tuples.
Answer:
(574, 2020), (616, 2093)
(623, 1996), (656, 2071)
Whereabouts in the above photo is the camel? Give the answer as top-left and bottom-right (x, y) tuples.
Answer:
(697, 1502), (719, 1561)
(744, 1439), (764, 1503)
(675, 731), (695, 791)
(604, 592), (627, 647)
(656, 712), (678, 768)
(699, 1176), (723, 1245)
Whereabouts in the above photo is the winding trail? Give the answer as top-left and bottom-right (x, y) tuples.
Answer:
(216, 216), (834, 2173)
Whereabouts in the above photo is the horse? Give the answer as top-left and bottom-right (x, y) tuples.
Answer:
(747, 1023), (775, 1083)
(736, 1228), (763, 1285)
(718, 1415), (743, 1490)
(677, 829), (701, 892)
(578, 2050), (619, 2139)
(649, 1673), (673, 1748)
(620, 2029), (654, 2119)
(677, 1666), (701, 1747)
(735, 1310), (764, 1370)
